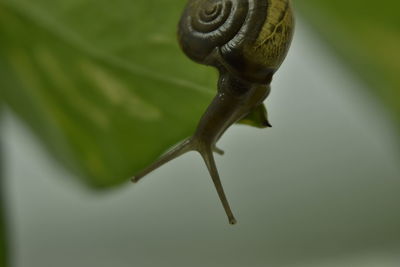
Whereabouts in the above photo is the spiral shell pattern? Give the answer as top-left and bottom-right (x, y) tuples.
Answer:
(178, 0), (294, 83)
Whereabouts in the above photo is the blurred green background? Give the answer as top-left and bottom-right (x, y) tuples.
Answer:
(0, 0), (400, 266)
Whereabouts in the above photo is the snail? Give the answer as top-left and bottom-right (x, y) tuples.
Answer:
(132, 0), (294, 224)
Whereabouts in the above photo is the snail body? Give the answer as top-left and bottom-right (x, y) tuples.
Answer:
(133, 0), (294, 224)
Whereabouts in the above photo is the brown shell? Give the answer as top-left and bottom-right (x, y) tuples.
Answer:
(178, 0), (294, 84)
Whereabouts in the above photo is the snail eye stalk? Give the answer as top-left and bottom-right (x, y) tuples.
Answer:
(132, 137), (236, 225)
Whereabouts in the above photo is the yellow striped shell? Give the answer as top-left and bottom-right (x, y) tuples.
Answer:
(178, 0), (294, 84)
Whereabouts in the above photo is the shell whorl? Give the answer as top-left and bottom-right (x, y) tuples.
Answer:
(178, 0), (294, 83)
(178, 0), (251, 62)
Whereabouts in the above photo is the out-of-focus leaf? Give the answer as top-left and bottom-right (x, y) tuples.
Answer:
(0, 0), (219, 188)
(297, 0), (400, 132)
(237, 104), (271, 128)
(3, 0), (398, 189)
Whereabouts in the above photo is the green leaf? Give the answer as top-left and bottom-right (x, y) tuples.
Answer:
(237, 104), (271, 129)
(297, 0), (400, 132)
(0, 0), (218, 188)
(2, 0), (399, 189)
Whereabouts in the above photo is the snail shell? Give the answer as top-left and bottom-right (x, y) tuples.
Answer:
(178, 0), (294, 83)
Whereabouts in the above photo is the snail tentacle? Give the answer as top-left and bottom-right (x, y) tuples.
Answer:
(132, 129), (235, 224)
(199, 145), (237, 225)
(132, 138), (193, 183)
